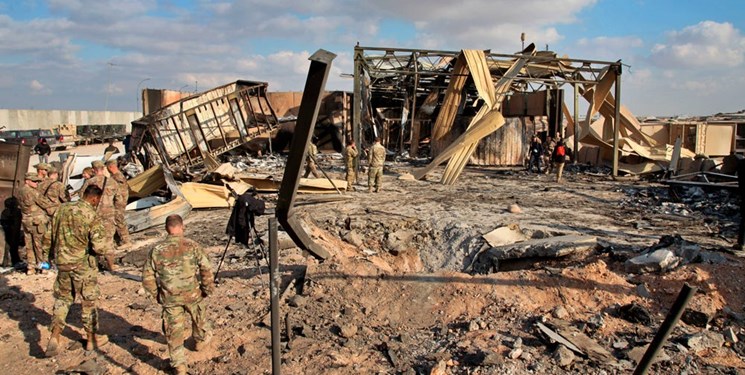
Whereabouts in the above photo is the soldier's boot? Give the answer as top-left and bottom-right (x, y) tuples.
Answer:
(195, 332), (212, 352)
(45, 327), (63, 357)
(85, 332), (109, 351)
(173, 365), (187, 375)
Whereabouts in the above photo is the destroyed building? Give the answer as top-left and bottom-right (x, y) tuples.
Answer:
(351, 45), (697, 182)
(130, 80), (280, 171)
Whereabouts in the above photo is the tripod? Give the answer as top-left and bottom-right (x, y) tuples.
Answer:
(215, 217), (268, 287)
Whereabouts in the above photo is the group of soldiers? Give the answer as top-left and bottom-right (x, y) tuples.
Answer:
(23, 158), (212, 374)
(16, 159), (131, 274)
(342, 137), (386, 193)
(42, 181), (211, 375)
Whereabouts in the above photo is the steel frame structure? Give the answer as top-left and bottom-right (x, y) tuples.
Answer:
(130, 80), (280, 170)
(352, 45), (624, 175)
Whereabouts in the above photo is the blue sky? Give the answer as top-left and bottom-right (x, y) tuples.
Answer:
(1, 0), (744, 116)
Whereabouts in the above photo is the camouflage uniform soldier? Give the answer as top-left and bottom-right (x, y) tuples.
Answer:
(80, 160), (119, 245)
(303, 138), (321, 178)
(43, 185), (113, 357)
(368, 137), (386, 193)
(38, 166), (69, 218)
(106, 159), (131, 246)
(344, 141), (358, 191)
(142, 215), (214, 375)
(19, 172), (54, 274)
(35, 162), (50, 180)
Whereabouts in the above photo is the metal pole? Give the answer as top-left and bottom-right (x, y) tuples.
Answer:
(573, 83), (579, 164)
(633, 283), (697, 375)
(269, 218), (281, 375)
(612, 62), (622, 177)
(352, 46), (363, 175)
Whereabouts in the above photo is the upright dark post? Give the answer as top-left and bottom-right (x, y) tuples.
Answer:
(275, 49), (334, 260)
(612, 61), (622, 177)
(269, 218), (280, 375)
(573, 83), (579, 164)
(353, 46), (363, 173)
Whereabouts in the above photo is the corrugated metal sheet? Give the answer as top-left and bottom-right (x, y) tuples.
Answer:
(471, 117), (536, 166)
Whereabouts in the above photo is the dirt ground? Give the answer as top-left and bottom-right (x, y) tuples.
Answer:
(2, 156), (745, 374)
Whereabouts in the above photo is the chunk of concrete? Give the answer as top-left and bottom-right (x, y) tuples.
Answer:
(482, 224), (528, 247)
(480, 235), (597, 261)
(553, 344), (575, 367)
(627, 345), (669, 365)
(685, 331), (725, 351)
(625, 249), (681, 274)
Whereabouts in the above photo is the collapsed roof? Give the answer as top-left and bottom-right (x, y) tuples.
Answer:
(352, 45), (691, 183)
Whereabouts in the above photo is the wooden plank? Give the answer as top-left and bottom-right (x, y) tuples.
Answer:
(552, 320), (617, 365)
(431, 53), (469, 154)
(670, 137), (682, 175)
(440, 46), (535, 184)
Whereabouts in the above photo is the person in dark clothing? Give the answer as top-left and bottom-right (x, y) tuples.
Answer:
(1, 197), (24, 266)
(527, 136), (543, 173)
(225, 188), (266, 246)
(34, 138), (51, 164)
(737, 159), (745, 250)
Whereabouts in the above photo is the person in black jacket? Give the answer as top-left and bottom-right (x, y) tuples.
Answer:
(34, 138), (51, 164)
(527, 136), (543, 173)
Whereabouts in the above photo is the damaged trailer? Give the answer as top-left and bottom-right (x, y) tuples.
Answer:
(129, 80), (280, 171)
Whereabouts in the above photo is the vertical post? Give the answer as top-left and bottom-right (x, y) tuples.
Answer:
(633, 284), (697, 375)
(269, 218), (280, 375)
(573, 83), (579, 164)
(352, 46), (363, 174)
(612, 62), (622, 177)
(409, 52), (420, 157)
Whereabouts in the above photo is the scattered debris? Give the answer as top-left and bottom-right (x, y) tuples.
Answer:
(617, 303), (653, 326)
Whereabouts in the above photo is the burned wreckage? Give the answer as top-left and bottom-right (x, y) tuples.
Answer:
(130, 80), (280, 171)
(122, 81), (281, 232)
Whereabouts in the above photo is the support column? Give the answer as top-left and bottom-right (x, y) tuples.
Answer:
(573, 83), (579, 164)
(612, 62), (622, 177)
(352, 46), (363, 173)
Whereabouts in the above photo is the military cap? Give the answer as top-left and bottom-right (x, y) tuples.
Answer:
(47, 166), (59, 174)
(91, 160), (105, 168)
(34, 163), (50, 171)
(105, 159), (118, 166)
(25, 172), (42, 182)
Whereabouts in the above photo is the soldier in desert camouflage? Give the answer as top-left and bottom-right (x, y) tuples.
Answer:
(344, 140), (358, 191)
(37, 166), (69, 218)
(367, 137), (386, 193)
(142, 214), (214, 375)
(106, 159), (131, 247)
(80, 160), (119, 247)
(18, 172), (54, 274)
(35, 162), (50, 180)
(43, 185), (113, 356)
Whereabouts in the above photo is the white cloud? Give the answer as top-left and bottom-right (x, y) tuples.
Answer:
(29, 79), (52, 95)
(650, 21), (745, 68)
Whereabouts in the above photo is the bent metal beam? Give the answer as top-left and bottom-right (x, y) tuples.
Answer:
(276, 49), (336, 261)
